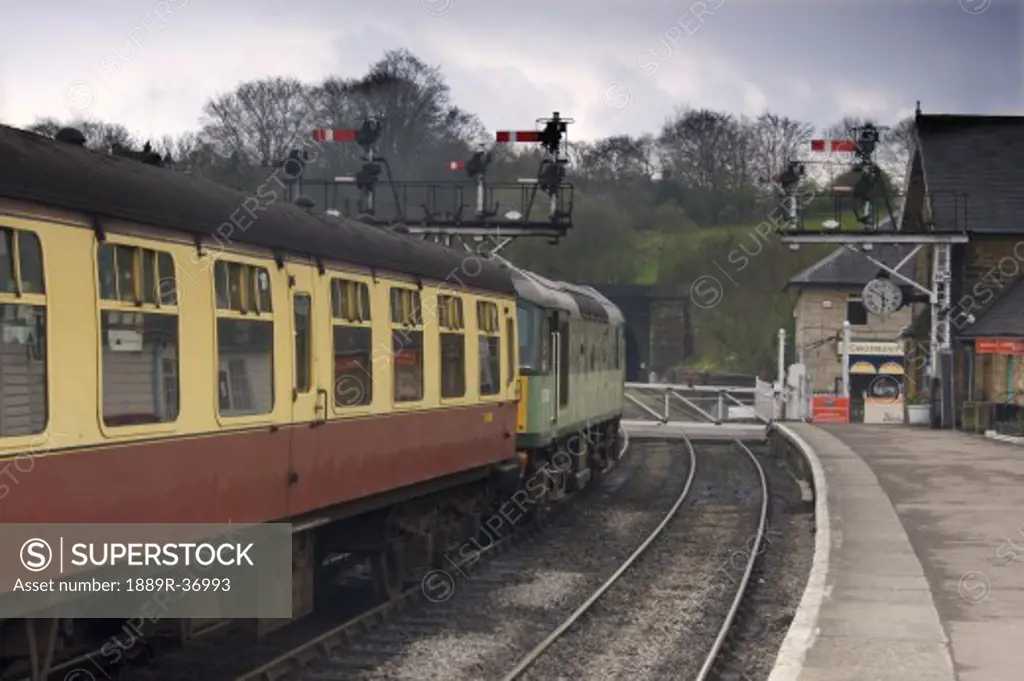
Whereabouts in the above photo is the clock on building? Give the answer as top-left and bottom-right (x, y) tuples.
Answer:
(861, 277), (903, 317)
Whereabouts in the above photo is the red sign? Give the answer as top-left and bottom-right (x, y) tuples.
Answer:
(975, 339), (1024, 355)
(811, 396), (850, 424)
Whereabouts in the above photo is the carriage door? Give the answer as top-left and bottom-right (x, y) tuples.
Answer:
(290, 267), (321, 425)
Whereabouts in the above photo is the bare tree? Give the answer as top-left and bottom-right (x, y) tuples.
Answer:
(881, 116), (915, 192)
(749, 112), (813, 187)
(311, 49), (484, 181)
(200, 77), (317, 166)
(28, 117), (137, 151)
(657, 107), (749, 224)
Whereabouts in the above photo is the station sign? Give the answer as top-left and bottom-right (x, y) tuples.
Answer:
(975, 338), (1024, 355)
(837, 341), (904, 356)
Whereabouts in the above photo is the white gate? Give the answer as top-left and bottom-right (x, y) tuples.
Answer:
(754, 378), (776, 423)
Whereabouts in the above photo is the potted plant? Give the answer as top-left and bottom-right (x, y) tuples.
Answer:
(906, 390), (931, 425)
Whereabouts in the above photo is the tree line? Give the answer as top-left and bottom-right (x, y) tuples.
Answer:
(25, 48), (915, 373)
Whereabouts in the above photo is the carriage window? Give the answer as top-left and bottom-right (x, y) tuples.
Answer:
(332, 278), (371, 322)
(215, 261), (271, 313)
(98, 243), (177, 305)
(217, 318), (274, 416)
(97, 243), (180, 427)
(214, 260), (273, 417)
(332, 278), (373, 408)
(478, 300), (501, 396)
(0, 228), (47, 436)
(438, 295), (466, 399)
(293, 293), (311, 394)
(391, 287), (423, 402)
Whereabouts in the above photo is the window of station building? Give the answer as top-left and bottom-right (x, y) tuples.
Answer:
(478, 300), (501, 396)
(0, 227), (48, 436)
(391, 287), (423, 402)
(213, 260), (274, 417)
(96, 243), (180, 427)
(847, 295), (868, 326)
(332, 278), (373, 408)
(438, 294), (466, 399)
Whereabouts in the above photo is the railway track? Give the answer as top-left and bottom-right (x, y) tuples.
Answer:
(505, 440), (768, 681)
(282, 439), (689, 680)
(94, 432), (630, 681)
(88, 429), (774, 681)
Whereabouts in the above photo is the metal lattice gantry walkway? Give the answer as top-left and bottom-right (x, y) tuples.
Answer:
(622, 382), (769, 442)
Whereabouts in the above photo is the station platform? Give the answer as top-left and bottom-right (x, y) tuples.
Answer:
(769, 423), (1024, 681)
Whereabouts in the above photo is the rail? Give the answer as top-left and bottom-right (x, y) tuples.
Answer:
(695, 440), (769, 680)
(226, 425), (630, 681)
(499, 434), (770, 680)
(498, 434), (699, 681)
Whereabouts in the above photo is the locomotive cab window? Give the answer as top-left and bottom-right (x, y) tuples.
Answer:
(390, 287), (423, 403)
(332, 278), (373, 408)
(213, 260), (274, 417)
(0, 227), (48, 436)
(478, 300), (501, 396)
(97, 242), (180, 428)
(516, 302), (548, 375)
(438, 294), (466, 399)
(505, 310), (515, 388)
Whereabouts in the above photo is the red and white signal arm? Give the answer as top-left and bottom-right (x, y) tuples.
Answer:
(312, 129), (357, 142)
(810, 139), (856, 153)
(495, 131), (540, 143)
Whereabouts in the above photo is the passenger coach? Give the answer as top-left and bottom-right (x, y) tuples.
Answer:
(0, 125), (530, 662)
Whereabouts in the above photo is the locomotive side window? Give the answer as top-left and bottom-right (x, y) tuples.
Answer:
(0, 227), (47, 436)
(477, 300), (500, 396)
(331, 278), (372, 408)
(437, 294), (465, 399)
(213, 260), (274, 417)
(505, 310), (515, 388)
(390, 286), (423, 403)
(516, 303), (537, 374)
(96, 242), (180, 427)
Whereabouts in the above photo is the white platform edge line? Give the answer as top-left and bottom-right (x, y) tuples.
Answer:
(766, 423), (830, 681)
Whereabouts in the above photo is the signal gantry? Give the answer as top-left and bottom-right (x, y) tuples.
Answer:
(777, 123), (898, 233)
(279, 112), (576, 251)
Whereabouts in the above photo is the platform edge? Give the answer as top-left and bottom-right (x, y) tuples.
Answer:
(765, 423), (830, 681)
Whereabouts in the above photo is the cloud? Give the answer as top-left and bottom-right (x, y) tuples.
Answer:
(0, 0), (1020, 142)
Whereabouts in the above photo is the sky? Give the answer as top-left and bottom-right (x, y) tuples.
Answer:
(0, 0), (1021, 142)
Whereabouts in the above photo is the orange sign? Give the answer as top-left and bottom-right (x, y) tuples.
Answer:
(811, 396), (850, 424)
(975, 339), (1024, 355)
